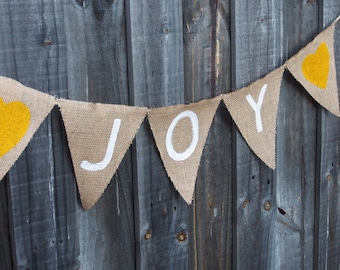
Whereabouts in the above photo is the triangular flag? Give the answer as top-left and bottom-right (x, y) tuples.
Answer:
(58, 99), (147, 209)
(148, 96), (221, 204)
(223, 67), (284, 169)
(0, 76), (55, 180)
(286, 20), (340, 116)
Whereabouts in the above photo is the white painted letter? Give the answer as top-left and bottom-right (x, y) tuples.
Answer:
(166, 110), (199, 161)
(246, 84), (267, 132)
(81, 118), (121, 171)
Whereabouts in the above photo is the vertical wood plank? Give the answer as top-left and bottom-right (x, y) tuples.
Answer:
(63, 0), (136, 269)
(0, 180), (12, 270)
(316, 2), (340, 268)
(0, 1), (80, 269)
(231, 1), (284, 268)
(0, 1), (339, 269)
(126, 0), (189, 269)
(274, 2), (319, 269)
(182, 1), (233, 269)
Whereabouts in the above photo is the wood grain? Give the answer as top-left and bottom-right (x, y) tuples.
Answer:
(0, 1), (79, 269)
(231, 1), (282, 268)
(183, 1), (233, 269)
(63, 0), (136, 269)
(0, 180), (12, 270)
(126, 0), (189, 269)
(274, 2), (319, 269)
(316, 2), (340, 268)
(0, 0), (339, 269)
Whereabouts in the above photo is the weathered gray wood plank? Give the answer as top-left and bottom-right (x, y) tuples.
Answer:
(0, 180), (12, 270)
(316, 2), (340, 268)
(126, 0), (189, 269)
(63, 0), (136, 269)
(182, 1), (233, 269)
(0, 1), (339, 269)
(231, 1), (284, 268)
(274, 2), (319, 269)
(0, 1), (79, 269)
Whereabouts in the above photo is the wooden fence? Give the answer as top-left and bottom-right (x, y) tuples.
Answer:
(0, 0), (339, 269)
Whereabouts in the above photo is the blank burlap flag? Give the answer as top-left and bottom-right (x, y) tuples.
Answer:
(286, 20), (340, 116)
(223, 67), (284, 169)
(148, 96), (221, 204)
(0, 76), (55, 180)
(58, 99), (147, 209)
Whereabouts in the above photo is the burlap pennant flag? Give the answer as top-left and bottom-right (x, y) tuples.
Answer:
(148, 96), (221, 204)
(286, 20), (340, 116)
(223, 67), (284, 169)
(0, 76), (56, 180)
(58, 99), (147, 209)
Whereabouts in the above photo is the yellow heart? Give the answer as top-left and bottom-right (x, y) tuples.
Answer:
(0, 97), (30, 158)
(302, 42), (330, 89)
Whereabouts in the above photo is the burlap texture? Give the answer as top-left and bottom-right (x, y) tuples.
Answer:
(0, 76), (56, 180)
(223, 67), (284, 169)
(58, 99), (147, 209)
(286, 22), (340, 117)
(148, 96), (221, 204)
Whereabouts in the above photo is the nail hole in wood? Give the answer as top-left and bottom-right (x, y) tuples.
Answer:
(177, 232), (187, 243)
(44, 39), (52, 46)
(242, 200), (249, 208)
(278, 208), (286, 215)
(144, 231), (151, 240)
(75, 0), (88, 8)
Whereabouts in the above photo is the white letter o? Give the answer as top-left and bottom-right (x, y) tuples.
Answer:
(165, 110), (199, 161)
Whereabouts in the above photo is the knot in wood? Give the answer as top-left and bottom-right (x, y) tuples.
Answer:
(242, 200), (249, 208)
(263, 201), (272, 211)
(44, 39), (52, 46)
(144, 231), (152, 240)
(177, 231), (187, 243)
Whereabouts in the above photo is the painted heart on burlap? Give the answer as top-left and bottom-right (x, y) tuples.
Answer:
(0, 97), (30, 158)
(302, 42), (330, 89)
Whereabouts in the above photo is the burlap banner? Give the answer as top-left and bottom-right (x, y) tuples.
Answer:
(0, 15), (339, 207)
(223, 67), (285, 169)
(0, 76), (56, 180)
(286, 20), (340, 116)
(58, 99), (147, 209)
(148, 97), (221, 204)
